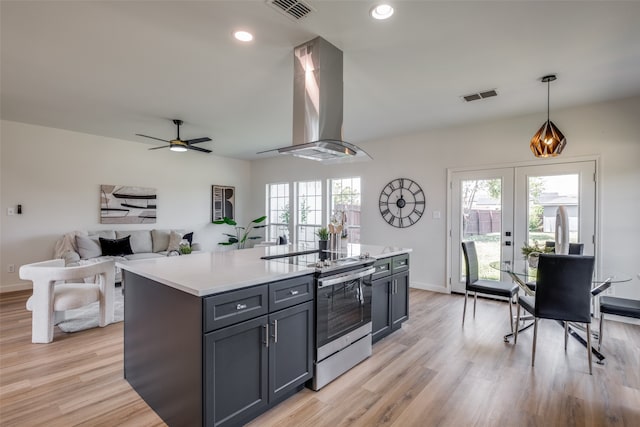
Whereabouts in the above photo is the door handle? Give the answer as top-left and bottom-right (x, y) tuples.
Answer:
(263, 324), (269, 348)
(271, 320), (278, 344)
(505, 241), (512, 246)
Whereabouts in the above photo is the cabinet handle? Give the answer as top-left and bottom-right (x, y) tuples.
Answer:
(236, 303), (247, 310)
(393, 279), (397, 294)
(289, 290), (299, 296)
(263, 324), (269, 348)
(271, 320), (278, 343)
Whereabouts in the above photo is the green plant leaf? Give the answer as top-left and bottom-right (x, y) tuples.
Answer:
(251, 216), (267, 224)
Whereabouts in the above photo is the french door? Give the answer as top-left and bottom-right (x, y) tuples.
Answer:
(450, 161), (596, 293)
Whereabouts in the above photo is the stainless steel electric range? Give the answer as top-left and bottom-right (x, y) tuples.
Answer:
(265, 251), (376, 390)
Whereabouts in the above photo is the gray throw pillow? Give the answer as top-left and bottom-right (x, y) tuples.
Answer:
(152, 229), (171, 253)
(76, 235), (102, 259)
(117, 230), (152, 253)
(167, 230), (183, 252)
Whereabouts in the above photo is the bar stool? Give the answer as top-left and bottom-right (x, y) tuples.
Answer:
(598, 296), (640, 350)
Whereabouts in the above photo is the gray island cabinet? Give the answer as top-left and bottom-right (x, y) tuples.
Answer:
(371, 253), (410, 343)
(123, 270), (314, 427)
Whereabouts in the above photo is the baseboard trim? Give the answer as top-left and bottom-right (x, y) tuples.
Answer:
(1, 282), (32, 293)
(410, 282), (449, 294)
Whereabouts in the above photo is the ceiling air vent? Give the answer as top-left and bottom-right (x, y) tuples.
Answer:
(461, 89), (498, 102)
(267, 0), (315, 20)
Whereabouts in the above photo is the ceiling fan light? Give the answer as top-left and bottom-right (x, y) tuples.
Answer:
(170, 144), (187, 152)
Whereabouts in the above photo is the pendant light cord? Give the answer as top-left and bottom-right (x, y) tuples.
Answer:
(547, 79), (550, 123)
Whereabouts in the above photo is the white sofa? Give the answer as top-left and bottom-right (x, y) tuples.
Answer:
(54, 229), (200, 282)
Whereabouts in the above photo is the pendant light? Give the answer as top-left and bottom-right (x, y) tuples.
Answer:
(530, 74), (566, 158)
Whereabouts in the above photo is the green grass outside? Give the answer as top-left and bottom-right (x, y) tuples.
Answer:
(464, 232), (555, 280)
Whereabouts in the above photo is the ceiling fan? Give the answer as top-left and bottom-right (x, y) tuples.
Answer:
(136, 119), (212, 153)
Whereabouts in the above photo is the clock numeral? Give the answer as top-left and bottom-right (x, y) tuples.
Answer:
(399, 217), (405, 228)
(386, 215), (395, 226)
(408, 216), (415, 225)
(380, 209), (390, 217)
(414, 200), (425, 205)
(399, 178), (405, 189)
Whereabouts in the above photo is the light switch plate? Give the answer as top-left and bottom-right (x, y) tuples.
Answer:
(432, 210), (441, 219)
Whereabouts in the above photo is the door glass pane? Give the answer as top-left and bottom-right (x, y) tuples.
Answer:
(527, 174), (579, 247)
(461, 178), (501, 281)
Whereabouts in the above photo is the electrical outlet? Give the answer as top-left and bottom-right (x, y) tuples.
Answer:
(7, 208), (15, 216)
(7, 264), (15, 273)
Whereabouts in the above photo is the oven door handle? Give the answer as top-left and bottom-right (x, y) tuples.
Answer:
(317, 267), (376, 288)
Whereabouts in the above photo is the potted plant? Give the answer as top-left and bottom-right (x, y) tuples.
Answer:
(521, 240), (553, 268)
(212, 216), (267, 249)
(316, 227), (329, 256)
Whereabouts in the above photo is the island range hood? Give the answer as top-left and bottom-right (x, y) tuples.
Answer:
(259, 37), (371, 163)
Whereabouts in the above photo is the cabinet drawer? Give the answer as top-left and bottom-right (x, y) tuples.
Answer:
(269, 275), (314, 311)
(204, 285), (268, 332)
(372, 258), (392, 280)
(392, 254), (410, 274)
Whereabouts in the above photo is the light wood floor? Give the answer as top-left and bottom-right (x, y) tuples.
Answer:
(1, 289), (639, 426)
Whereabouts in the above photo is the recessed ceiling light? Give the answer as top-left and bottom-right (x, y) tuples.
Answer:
(370, 4), (394, 20)
(233, 30), (253, 42)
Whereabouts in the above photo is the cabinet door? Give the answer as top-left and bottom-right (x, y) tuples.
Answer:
(391, 271), (409, 329)
(205, 315), (269, 427)
(371, 277), (392, 343)
(268, 301), (313, 402)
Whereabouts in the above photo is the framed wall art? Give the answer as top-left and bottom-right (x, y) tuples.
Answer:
(100, 185), (157, 224)
(211, 185), (235, 221)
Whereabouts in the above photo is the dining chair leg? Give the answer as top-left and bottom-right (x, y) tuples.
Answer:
(532, 318), (538, 367)
(586, 323), (593, 375)
(509, 297), (514, 333)
(564, 322), (569, 351)
(598, 314), (604, 351)
(514, 302), (521, 344)
(473, 292), (477, 318)
(462, 291), (468, 327)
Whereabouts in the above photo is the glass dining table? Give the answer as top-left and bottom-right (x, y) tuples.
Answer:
(490, 261), (631, 364)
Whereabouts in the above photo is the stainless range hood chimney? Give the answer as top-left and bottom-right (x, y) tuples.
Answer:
(262, 37), (371, 163)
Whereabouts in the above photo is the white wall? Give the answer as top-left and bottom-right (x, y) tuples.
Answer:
(250, 96), (640, 300)
(0, 121), (252, 292)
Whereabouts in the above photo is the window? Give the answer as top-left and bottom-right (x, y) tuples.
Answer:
(296, 181), (322, 245)
(266, 183), (289, 242)
(329, 177), (361, 244)
(266, 176), (361, 245)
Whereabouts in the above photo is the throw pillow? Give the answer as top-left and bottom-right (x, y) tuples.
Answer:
(167, 231), (183, 252)
(76, 235), (102, 259)
(99, 236), (134, 256)
(182, 232), (193, 246)
(151, 229), (171, 253)
(116, 230), (152, 253)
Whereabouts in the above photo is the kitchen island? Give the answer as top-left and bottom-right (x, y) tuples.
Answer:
(117, 244), (410, 427)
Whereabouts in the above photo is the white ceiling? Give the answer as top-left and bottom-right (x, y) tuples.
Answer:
(2, 1), (640, 160)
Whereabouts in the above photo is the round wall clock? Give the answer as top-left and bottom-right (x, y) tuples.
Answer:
(379, 178), (426, 228)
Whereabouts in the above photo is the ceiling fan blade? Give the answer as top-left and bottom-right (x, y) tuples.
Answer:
(185, 137), (212, 144)
(148, 145), (169, 150)
(187, 145), (212, 153)
(136, 134), (171, 143)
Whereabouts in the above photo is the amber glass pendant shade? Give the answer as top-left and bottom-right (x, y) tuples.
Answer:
(531, 74), (566, 158)
(530, 119), (566, 157)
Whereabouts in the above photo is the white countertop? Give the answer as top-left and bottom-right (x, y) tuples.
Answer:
(117, 244), (411, 297)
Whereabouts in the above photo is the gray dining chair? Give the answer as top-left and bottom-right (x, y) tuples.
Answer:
(525, 242), (584, 292)
(514, 254), (595, 374)
(461, 241), (519, 331)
